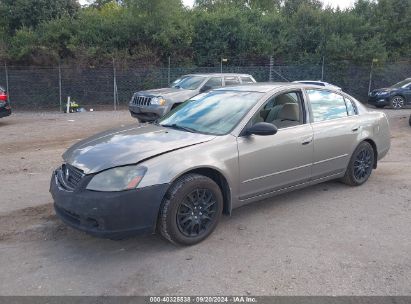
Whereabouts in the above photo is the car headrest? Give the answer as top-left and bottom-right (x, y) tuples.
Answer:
(275, 94), (296, 105)
(278, 103), (299, 121)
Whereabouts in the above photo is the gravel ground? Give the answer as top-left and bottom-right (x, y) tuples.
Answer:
(0, 109), (410, 296)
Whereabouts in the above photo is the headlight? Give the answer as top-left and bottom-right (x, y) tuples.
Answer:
(151, 96), (166, 106)
(86, 166), (147, 192)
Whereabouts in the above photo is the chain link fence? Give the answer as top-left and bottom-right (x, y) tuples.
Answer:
(1, 58), (410, 111)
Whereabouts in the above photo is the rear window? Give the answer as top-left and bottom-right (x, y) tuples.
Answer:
(240, 76), (254, 84)
(224, 76), (240, 86)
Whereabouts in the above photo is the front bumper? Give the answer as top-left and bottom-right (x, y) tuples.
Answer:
(129, 104), (169, 121)
(50, 170), (169, 239)
(0, 106), (11, 118)
(368, 95), (390, 106)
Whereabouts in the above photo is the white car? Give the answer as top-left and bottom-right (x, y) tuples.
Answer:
(293, 80), (341, 90)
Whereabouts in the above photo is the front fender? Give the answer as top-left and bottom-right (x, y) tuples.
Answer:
(137, 135), (240, 211)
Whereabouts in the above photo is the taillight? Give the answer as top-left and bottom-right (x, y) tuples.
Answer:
(0, 92), (7, 101)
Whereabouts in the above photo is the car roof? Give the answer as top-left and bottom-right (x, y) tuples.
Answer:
(183, 73), (254, 77)
(294, 80), (324, 83)
(213, 82), (298, 93)
(213, 82), (345, 93)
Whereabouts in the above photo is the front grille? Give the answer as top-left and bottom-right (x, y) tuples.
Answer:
(58, 164), (85, 190)
(132, 95), (152, 106)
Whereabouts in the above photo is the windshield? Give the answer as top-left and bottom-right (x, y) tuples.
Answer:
(170, 76), (206, 90)
(390, 79), (411, 88)
(159, 90), (264, 135)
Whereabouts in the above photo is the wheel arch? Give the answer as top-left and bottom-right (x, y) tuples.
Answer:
(391, 93), (406, 99)
(169, 167), (232, 215)
(362, 138), (378, 169)
(171, 102), (182, 111)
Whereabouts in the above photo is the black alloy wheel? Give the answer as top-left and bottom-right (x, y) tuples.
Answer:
(352, 147), (373, 183)
(176, 189), (217, 237)
(341, 141), (375, 186)
(158, 174), (223, 245)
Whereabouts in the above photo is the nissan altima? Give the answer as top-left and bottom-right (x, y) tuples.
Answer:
(50, 83), (391, 245)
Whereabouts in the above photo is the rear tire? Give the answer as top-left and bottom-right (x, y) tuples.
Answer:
(341, 141), (375, 186)
(158, 174), (223, 246)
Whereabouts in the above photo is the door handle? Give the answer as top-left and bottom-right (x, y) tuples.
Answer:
(352, 126), (359, 132)
(302, 137), (313, 145)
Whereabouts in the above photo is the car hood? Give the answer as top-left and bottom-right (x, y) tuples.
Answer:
(136, 88), (198, 102)
(63, 124), (216, 174)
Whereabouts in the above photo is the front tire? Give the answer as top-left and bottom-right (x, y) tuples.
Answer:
(390, 95), (405, 109)
(341, 141), (375, 186)
(158, 174), (223, 246)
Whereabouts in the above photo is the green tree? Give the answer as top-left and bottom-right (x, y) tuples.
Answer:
(0, 0), (79, 34)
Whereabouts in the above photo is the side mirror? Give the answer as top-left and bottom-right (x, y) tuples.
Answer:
(247, 122), (278, 136)
(200, 85), (212, 93)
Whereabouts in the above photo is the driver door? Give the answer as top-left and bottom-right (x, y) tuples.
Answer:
(237, 90), (314, 201)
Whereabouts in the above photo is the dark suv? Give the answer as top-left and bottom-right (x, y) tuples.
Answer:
(129, 73), (256, 122)
(368, 78), (411, 109)
(0, 86), (11, 118)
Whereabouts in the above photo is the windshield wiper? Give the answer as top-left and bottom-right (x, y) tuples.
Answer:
(161, 123), (198, 133)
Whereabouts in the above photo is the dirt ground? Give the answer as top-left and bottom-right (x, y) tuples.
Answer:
(0, 109), (410, 295)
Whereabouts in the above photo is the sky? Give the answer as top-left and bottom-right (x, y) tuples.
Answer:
(79, 0), (356, 10)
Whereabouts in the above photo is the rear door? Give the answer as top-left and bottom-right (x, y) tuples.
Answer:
(306, 89), (361, 180)
(403, 83), (411, 104)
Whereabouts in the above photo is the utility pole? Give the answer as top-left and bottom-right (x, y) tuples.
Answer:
(321, 56), (325, 81)
(168, 55), (171, 85)
(58, 63), (62, 112)
(4, 62), (9, 104)
(113, 58), (118, 111)
(220, 58), (227, 73)
(368, 58), (378, 95)
(269, 56), (274, 82)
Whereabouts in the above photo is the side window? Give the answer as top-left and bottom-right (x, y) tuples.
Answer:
(203, 77), (222, 89)
(251, 91), (304, 129)
(224, 76), (240, 86)
(240, 76), (254, 84)
(344, 97), (357, 116)
(307, 89), (348, 122)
